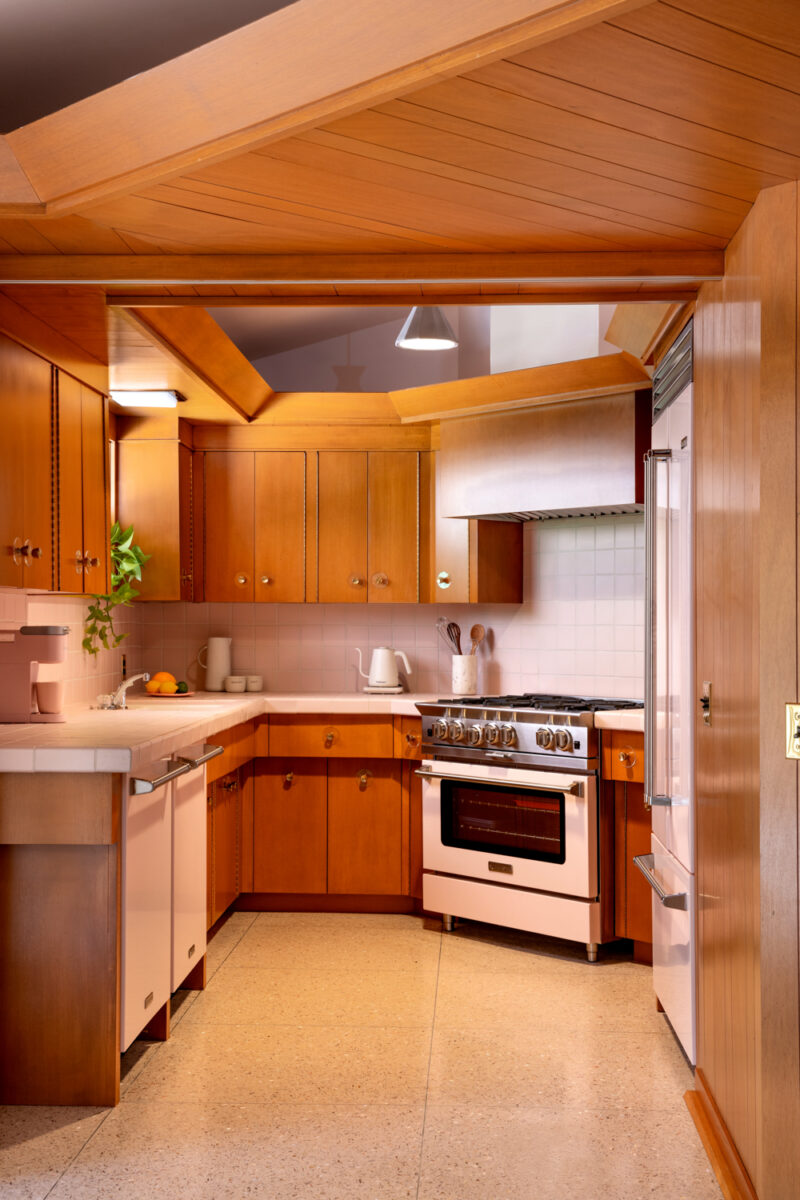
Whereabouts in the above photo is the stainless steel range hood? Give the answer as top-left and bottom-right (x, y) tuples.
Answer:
(437, 391), (651, 521)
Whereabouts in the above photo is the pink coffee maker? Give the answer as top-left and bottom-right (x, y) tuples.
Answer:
(0, 625), (69, 723)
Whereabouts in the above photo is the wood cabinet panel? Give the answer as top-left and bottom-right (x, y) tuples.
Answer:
(393, 716), (422, 760)
(209, 771), (240, 925)
(317, 451), (368, 602)
(0, 333), (53, 590)
(207, 720), (256, 785)
(368, 451), (418, 602)
(254, 451), (306, 602)
(204, 451), (255, 601)
(328, 758), (403, 894)
(117, 438), (191, 601)
(253, 758), (327, 893)
(602, 730), (644, 784)
(268, 714), (394, 759)
(57, 372), (85, 590)
(613, 779), (652, 945)
(80, 384), (109, 593)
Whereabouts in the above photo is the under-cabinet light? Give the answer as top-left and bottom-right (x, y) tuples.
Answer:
(395, 306), (458, 350)
(110, 390), (183, 408)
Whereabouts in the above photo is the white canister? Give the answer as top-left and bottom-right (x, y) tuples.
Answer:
(451, 654), (478, 696)
(198, 637), (232, 691)
(246, 675), (263, 692)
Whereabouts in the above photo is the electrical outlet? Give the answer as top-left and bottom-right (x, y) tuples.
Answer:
(786, 704), (800, 760)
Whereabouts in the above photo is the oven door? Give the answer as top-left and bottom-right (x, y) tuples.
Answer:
(420, 759), (598, 898)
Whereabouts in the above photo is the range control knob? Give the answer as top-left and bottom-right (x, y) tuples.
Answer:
(448, 720), (466, 743)
(555, 728), (573, 751)
(432, 718), (449, 740)
(467, 724), (484, 746)
(536, 728), (555, 750)
(499, 723), (516, 747)
(483, 722), (500, 745)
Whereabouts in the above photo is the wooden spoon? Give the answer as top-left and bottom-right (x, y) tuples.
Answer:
(469, 623), (485, 655)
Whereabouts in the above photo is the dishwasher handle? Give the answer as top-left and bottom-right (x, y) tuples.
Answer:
(174, 743), (224, 770)
(130, 760), (191, 794)
(633, 853), (688, 910)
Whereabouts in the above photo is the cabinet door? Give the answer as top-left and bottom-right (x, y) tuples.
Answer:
(204, 452), (254, 601)
(210, 772), (240, 924)
(614, 780), (653, 945)
(328, 759), (403, 894)
(254, 452), (306, 602)
(172, 767), (207, 991)
(57, 373), (86, 591)
(117, 438), (191, 601)
(368, 452), (418, 603)
(80, 384), (109, 594)
(317, 451), (367, 602)
(253, 759), (327, 893)
(0, 334), (53, 589)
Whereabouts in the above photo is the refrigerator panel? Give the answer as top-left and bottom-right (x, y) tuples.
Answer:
(651, 833), (695, 1064)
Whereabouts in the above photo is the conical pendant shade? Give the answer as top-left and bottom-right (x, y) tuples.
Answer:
(395, 305), (458, 350)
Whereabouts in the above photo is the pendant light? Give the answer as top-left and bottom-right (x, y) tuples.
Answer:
(395, 305), (458, 350)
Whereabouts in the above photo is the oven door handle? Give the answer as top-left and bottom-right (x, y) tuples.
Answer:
(415, 767), (583, 796)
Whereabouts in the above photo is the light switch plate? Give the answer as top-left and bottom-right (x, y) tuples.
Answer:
(786, 704), (800, 760)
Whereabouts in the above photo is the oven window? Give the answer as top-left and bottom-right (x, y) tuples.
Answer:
(440, 779), (566, 863)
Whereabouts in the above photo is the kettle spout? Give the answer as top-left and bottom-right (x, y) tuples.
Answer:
(355, 647), (369, 680)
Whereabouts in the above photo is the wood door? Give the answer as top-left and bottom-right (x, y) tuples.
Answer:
(268, 714), (394, 758)
(613, 781), (652, 945)
(80, 385), (109, 595)
(118, 438), (187, 601)
(178, 443), (193, 601)
(204, 452), (254, 601)
(317, 451), (367, 602)
(210, 771), (240, 924)
(327, 759), (403, 894)
(429, 449), (469, 602)
(0, 334), (53, 589)
(254, 451), (306, 602)
(367, 451), (418, 602)
(57, 372), (86, 592)
(253, 759), (327, 893)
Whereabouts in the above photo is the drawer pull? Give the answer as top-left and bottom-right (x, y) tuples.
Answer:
(405, 732), (419, 746)
(372, 572), (389, 588)
(325, 732), (335, 747)
(618, 750), (637, 767)
(284, 771), (294, 787)
(144, 991), (154, 1009)
(350, 576), (363, 587)
(357, 768), (373, 791)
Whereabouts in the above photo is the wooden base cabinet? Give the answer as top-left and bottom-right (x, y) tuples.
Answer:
(328, 759), (403, 894)
(254, 759), (327, 893)
(207, 769), (241, 927)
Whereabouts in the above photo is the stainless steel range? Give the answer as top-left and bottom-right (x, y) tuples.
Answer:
(416, 693), (644, 961)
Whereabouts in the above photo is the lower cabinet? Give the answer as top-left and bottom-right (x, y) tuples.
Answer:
(254, 758), (327, 893)
(207, 768), (241, 927)
(171, 766), (208, 991)
(328, 759), (403, 894)
(603, 731), (652, 949)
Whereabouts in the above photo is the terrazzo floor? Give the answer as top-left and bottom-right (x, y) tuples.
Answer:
(1, 913), (722, 1199)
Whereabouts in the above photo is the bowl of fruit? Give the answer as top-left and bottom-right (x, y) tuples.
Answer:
(145, 671), (193, 697)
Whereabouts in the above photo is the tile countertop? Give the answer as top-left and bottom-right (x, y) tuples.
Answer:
(0, 692), (644, 773)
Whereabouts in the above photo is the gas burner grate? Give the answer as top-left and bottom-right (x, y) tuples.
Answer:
(436, 693), (644, 714)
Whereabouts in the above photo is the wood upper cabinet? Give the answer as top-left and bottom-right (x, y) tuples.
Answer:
(422, 452), (523, 603)
(317, 450), (420, 602)
(327, 758), (403, 894)
(117, 431), (194, 602)
(0, 333), (53, 590)
(204, 451), (306, 602)
(253, 758), (327, 893)
(57, 371), (109, 594)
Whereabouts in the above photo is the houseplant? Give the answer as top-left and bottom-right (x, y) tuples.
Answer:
(82, 522), (150, 656)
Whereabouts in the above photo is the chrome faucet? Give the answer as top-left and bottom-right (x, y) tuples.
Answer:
(108, 672), (150, 709)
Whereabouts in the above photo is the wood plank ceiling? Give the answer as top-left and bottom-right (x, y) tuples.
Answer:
(0, 0), (798, 306)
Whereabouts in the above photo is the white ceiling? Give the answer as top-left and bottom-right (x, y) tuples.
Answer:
(0, 0), (296, 132)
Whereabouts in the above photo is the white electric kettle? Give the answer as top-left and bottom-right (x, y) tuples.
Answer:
(356, 646), (411, 691)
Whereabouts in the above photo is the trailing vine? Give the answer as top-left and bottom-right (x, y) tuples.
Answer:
(82, 522), (150, 656)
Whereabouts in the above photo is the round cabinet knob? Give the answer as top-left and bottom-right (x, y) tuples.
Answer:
(235, 574), (248, 586)
(618, 750), (637, 767)
(555, 729), (573, 751)
(536, 728), (554, 750)
(181, 572), (193, 584)
(284, 771), (294, 786)
(371, 572), (389, 588)
(499, 723), (517, 747)
(30, 545), (43, 560)
(405, 731), (419, 746)
(260, 576), (272, 585)
(484, 722), (500, 745)
(432, 718), (449, 740)
(436, 571), (452, 589)
(357, 768), (373, 791)
(467, 724), (484, 746)
(74, 550), (84, 575)
(87, 555), (100, 569)
(448, 720), (466, 743)
(325, 731), (335, 747)
(350, 576), (364, 587)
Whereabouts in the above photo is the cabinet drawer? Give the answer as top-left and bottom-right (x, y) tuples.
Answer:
(206, 720), (256, 784)
(393, 716), (422, 760)
(268, 715), (394, 758)
(603, 730), (644, 784)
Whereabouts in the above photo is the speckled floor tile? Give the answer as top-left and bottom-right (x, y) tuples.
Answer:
(205, 911), (259, 979)
(0, 1107), (108, 1200)
(124, 1023), (433, 1105)
(46, 1101), (424, 1200)
(227, 912), (441, 972)
(417, 1104), (722, 1200)
(438, 922), (637, 974)
(427, 1025), (693, 1111)
(180, 967), (438, 1029)
(434, 967), (664, 1034)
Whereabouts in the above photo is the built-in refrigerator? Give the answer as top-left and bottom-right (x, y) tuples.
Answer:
(636, 321), (696, 1064)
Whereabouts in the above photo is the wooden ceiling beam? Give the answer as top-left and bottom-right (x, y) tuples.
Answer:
(0, 0), (651, 216)
(0, 138), (43, 214)
(0, 250), (724, 285)
(389, 351), (651, 423)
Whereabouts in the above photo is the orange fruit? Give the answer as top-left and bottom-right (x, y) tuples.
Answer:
(151, 670), (176, 684)
(145, 680), (161, 694)
(158, 681), (179, 694)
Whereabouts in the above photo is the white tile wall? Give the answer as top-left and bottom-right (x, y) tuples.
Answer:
(3, 515), (643, 704)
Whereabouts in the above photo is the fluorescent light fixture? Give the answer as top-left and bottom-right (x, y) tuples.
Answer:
(110, 390), (182, 409)
(395, 306), (458, 350)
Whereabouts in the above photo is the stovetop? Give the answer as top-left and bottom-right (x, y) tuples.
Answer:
(432, 693), (644, 714)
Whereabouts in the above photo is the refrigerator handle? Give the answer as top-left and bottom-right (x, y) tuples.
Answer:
(644, 448), (672, 811)
(633, 853), (688, 910)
